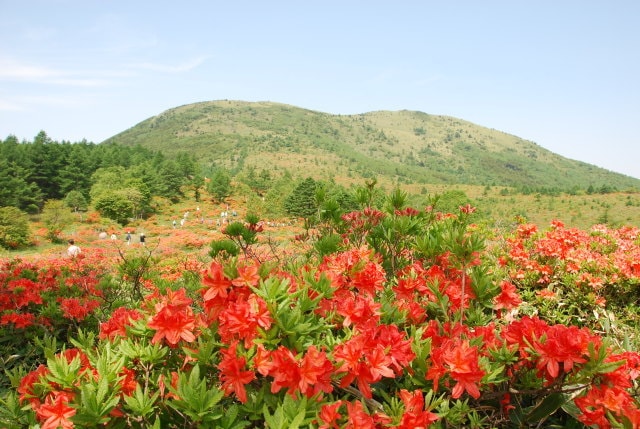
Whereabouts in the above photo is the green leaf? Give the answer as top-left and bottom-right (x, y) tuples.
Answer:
(74, 377), (121, 425)
(46, 353), (82, 388)
(0, 390), (34, 428)
(263, 404), (285, 429)
(525, 392), (565, 423)
(123, 384), (159, 418)
(167, 364), (225, 423)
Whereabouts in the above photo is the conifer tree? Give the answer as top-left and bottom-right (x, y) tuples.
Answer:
(284, 177), (319, 219)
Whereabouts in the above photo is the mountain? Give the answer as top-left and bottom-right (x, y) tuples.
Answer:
(103, 100), (640, 191)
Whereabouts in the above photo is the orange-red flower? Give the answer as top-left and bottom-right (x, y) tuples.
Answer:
(147, 288), (201, 347)
(398, 389), (439, 428)
(232, 264), (261, 288)
(441, 339), (485, 399)
(493, 280), (522, 311)
(534, 324), (595, 380)
(217, 342), (256, 403)
(18, 364), (49, 407)
(35, 391), (76, 429)
(201, 261), (232, 300)
(318, 400), (343, 429)
(218, 293), (272, 348)
(99, 307), (143, 340)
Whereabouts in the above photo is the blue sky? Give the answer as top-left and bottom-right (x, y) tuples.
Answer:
(1, 1), (639, 179)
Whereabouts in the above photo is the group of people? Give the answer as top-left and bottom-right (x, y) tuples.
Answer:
(122, 231), (145, 246)
(67, 231), (147, 257)
(108, 231), (146, 245)
(173, 206), (210, 228)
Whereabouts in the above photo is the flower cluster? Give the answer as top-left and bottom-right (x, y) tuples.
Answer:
(0, 256), (107, 330)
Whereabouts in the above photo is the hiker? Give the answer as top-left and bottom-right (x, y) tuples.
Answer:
(139, 232), (146, 246)
(67, 239), (81, 257)
(126, 231), (131, 245)
(172, 219), (177, 229)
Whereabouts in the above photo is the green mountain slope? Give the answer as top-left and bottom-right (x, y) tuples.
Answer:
(103, 100), (640, 190)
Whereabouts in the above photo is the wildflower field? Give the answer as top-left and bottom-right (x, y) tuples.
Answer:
(2, 191), (640, 428)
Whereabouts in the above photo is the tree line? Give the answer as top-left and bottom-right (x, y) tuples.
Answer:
(0, 131), (201, 218)
(0, 131), (198, 213)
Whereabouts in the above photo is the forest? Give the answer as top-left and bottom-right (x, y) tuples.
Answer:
(0, 132), (201, 215)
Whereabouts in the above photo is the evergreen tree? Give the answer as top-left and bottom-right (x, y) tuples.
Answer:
(28, 131), (66, 200)
(208, 168), (232, 202)
(157, 160), (185, 202)
(0, 159), (42, 212)
(58, 144), (94, 196)
(284, 177), (319, 219)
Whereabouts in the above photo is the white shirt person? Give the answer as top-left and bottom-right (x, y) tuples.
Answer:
(67, 239), (81, 257)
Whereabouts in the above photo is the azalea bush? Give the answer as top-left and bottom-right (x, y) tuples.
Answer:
(0, 252), (112, 397)
(2, 191), (640, 428)
(496, 220), (640, 337)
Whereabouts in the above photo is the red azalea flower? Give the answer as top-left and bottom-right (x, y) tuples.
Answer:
(201, 261), (232, 300)
(297, 345), (334, 397)
(345, 400), (376, 429)
(534, 325), (595, 380)
(493, 280), (522, 311)
(459, 204), (476, 214)
(441, 339), (485, 399)
(575, 385), (627, 428)
(18, 364), (49, 407)
(334, 333), (396, 399)
(217, 342), (256, 403)
(1, 311), (36, 328)
(350, 260), (386, 295)
(318, 400), (343, 429)
(398, 389), (439, 428)
(35, 391), (76, 429)
(268, 346), (299, 395)
(99, 307), (143, 340)
(218, 293), (272, 348)
(232, 264), (261, 288)
(59, 297), (101, 321)
(119, 367), (138, 396)
(148, 305), (199, 347)
(147, 288), (202, 347)
(267, 345), (335, 398)
(253, 343), (273, 376)
(335, 292), (381, 329)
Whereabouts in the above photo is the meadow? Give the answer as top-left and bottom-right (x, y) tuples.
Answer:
(2, 185), (640, 428)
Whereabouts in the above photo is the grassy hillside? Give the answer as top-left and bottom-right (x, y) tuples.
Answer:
(103, 100), (640, 192)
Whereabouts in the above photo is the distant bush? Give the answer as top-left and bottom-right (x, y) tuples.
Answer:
(0, 206), (31, 249)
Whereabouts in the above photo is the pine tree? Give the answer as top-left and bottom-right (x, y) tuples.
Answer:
(284, 177), (319, 219)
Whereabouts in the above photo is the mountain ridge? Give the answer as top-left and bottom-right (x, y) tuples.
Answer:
(102, 100), (640, 191)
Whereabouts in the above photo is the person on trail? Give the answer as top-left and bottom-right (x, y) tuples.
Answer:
(126, 231), (131, 245)
(67, 239), (81, 257)
(139, 232), (146, 246)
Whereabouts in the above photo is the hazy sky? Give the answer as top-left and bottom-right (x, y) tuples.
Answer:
(1, 1), (639, 178)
